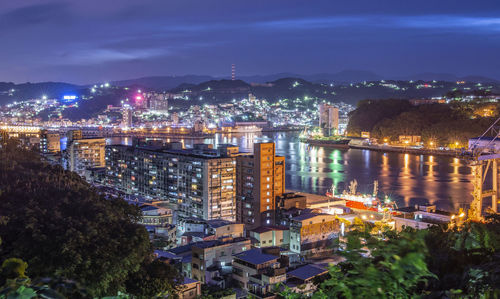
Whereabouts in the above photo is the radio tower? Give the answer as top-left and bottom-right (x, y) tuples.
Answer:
(231, 64), (235, 81)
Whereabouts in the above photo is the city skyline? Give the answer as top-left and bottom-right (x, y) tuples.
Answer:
(2, 0), (500, 83)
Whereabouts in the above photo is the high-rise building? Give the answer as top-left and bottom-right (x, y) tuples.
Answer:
(236, 143), (285, 230)
(145, 92), (169, 113)
(39, 130), (60, 153)
(64, 130), (105, 175)
(122, 106), (133, 128)
(319, 103), (339, 136)
(105, 143), (239, 221)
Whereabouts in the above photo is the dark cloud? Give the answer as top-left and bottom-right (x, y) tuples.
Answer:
(0, 2), (71, 28)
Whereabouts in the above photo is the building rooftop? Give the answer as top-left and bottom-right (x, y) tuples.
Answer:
(192, 237), (249, 249)
(206, 219), (235, 228)
(291, 212), (331, 222)
(182, 231), (209, 238)
(251, 225), (288, 234)
(108, 143), (239, 159)
(182, 277), (198, 285)
(233, 248), (279, 265)
(287, 264), (328, 281)
(154, 250), (178, 260)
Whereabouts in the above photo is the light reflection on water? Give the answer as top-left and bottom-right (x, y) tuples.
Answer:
(107, 131), (473, 212)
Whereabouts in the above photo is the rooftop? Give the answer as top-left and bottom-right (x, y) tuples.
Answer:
(233, 248), (279, 265)
(108, 143), (239, 159)
(291, 212), (331, 222)
(182, 231), (209, 238)
(192, 237), (249, 249)
(251, 226), (288, 234)
(287, 264), (328, 281)
(206, 219), (235, 228)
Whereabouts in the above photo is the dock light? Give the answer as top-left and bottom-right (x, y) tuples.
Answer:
(451, 215), (456, 220)
(430, 141), (434, 146)
(384, 138), (388, 142)
(459, 212), (465, 218)
(362, 215), (367, 220)
(404, 140), (409, 144)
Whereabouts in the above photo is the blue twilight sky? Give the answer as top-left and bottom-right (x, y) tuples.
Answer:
(1, 0), (500, 84)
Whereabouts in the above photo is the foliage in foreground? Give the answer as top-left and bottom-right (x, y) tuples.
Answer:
(283, 215), (500, 298)
(0, 140), (180, 298)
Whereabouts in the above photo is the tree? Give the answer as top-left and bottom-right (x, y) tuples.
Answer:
(0, 141), (152, 297)
(125, 259), (181, 299)
(312, 224), (435, 298)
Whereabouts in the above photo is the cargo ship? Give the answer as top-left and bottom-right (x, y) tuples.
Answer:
(326, 180), (398, 213)
(299, 130), (351, 149)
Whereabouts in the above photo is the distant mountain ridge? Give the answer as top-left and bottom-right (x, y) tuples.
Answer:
(1, 71), (499, 107)
(108, 70), (499, 90)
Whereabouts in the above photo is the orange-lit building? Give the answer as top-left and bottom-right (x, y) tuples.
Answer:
(236, 142), (285, 230)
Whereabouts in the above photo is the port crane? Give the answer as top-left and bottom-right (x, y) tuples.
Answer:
(462, 116), (500, 221)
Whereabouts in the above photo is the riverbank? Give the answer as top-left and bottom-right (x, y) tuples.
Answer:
(349, 144), (458, 157)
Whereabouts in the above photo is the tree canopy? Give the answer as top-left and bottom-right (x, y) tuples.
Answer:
(305, 216), (500, 298)
(347, 99), (499, 145)
(0, 140), (178, 297)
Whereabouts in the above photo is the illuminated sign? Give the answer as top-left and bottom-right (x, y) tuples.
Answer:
(61, 95), (79, 103)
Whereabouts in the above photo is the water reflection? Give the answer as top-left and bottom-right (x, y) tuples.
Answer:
(107, 131), (473, 212)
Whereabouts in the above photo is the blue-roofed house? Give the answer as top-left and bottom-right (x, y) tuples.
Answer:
(176, 277), (201, 299)
(285, 264), (328, 296)
(232, 247), (288, 295)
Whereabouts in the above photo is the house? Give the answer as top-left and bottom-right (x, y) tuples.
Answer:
(191, 237), (251, 287)
(206, 219), (245, 239)
(249, 226), (289, 249)
(139, 204), (173, 226)
(394, 204), (451, 231)
(176, 277), (202, 299)
(232, 247), (287, 293)
(289, 213), (339, 256)
(285, 264), (328, 296)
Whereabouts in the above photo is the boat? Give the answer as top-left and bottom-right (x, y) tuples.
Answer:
(326, 180), (398, 213)
(299, 129), (351, 149)
(304, 137), (351, 149)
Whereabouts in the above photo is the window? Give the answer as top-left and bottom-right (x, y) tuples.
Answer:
(266, 198), (270, 203)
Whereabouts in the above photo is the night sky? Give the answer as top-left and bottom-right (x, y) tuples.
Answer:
(2, 0), (500, 84)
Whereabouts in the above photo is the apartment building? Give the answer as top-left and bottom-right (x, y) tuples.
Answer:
(64, 130), (105, 175)
(236, 142), (285, 230)
(191, 237), (251, 286)
(289, 213), (339, 255)
(39, 130), (60, 153)
(105, 143), (238, 221)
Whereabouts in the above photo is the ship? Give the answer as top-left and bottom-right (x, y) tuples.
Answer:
(304, 137), (351, 149)
(299, 129), (351, 149)
(326, 180), (398, 213)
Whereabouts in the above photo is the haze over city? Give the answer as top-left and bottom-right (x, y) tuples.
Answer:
(2, 0), (500, 83)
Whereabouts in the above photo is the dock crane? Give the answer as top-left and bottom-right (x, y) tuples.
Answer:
(462, 116), (500, 221)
